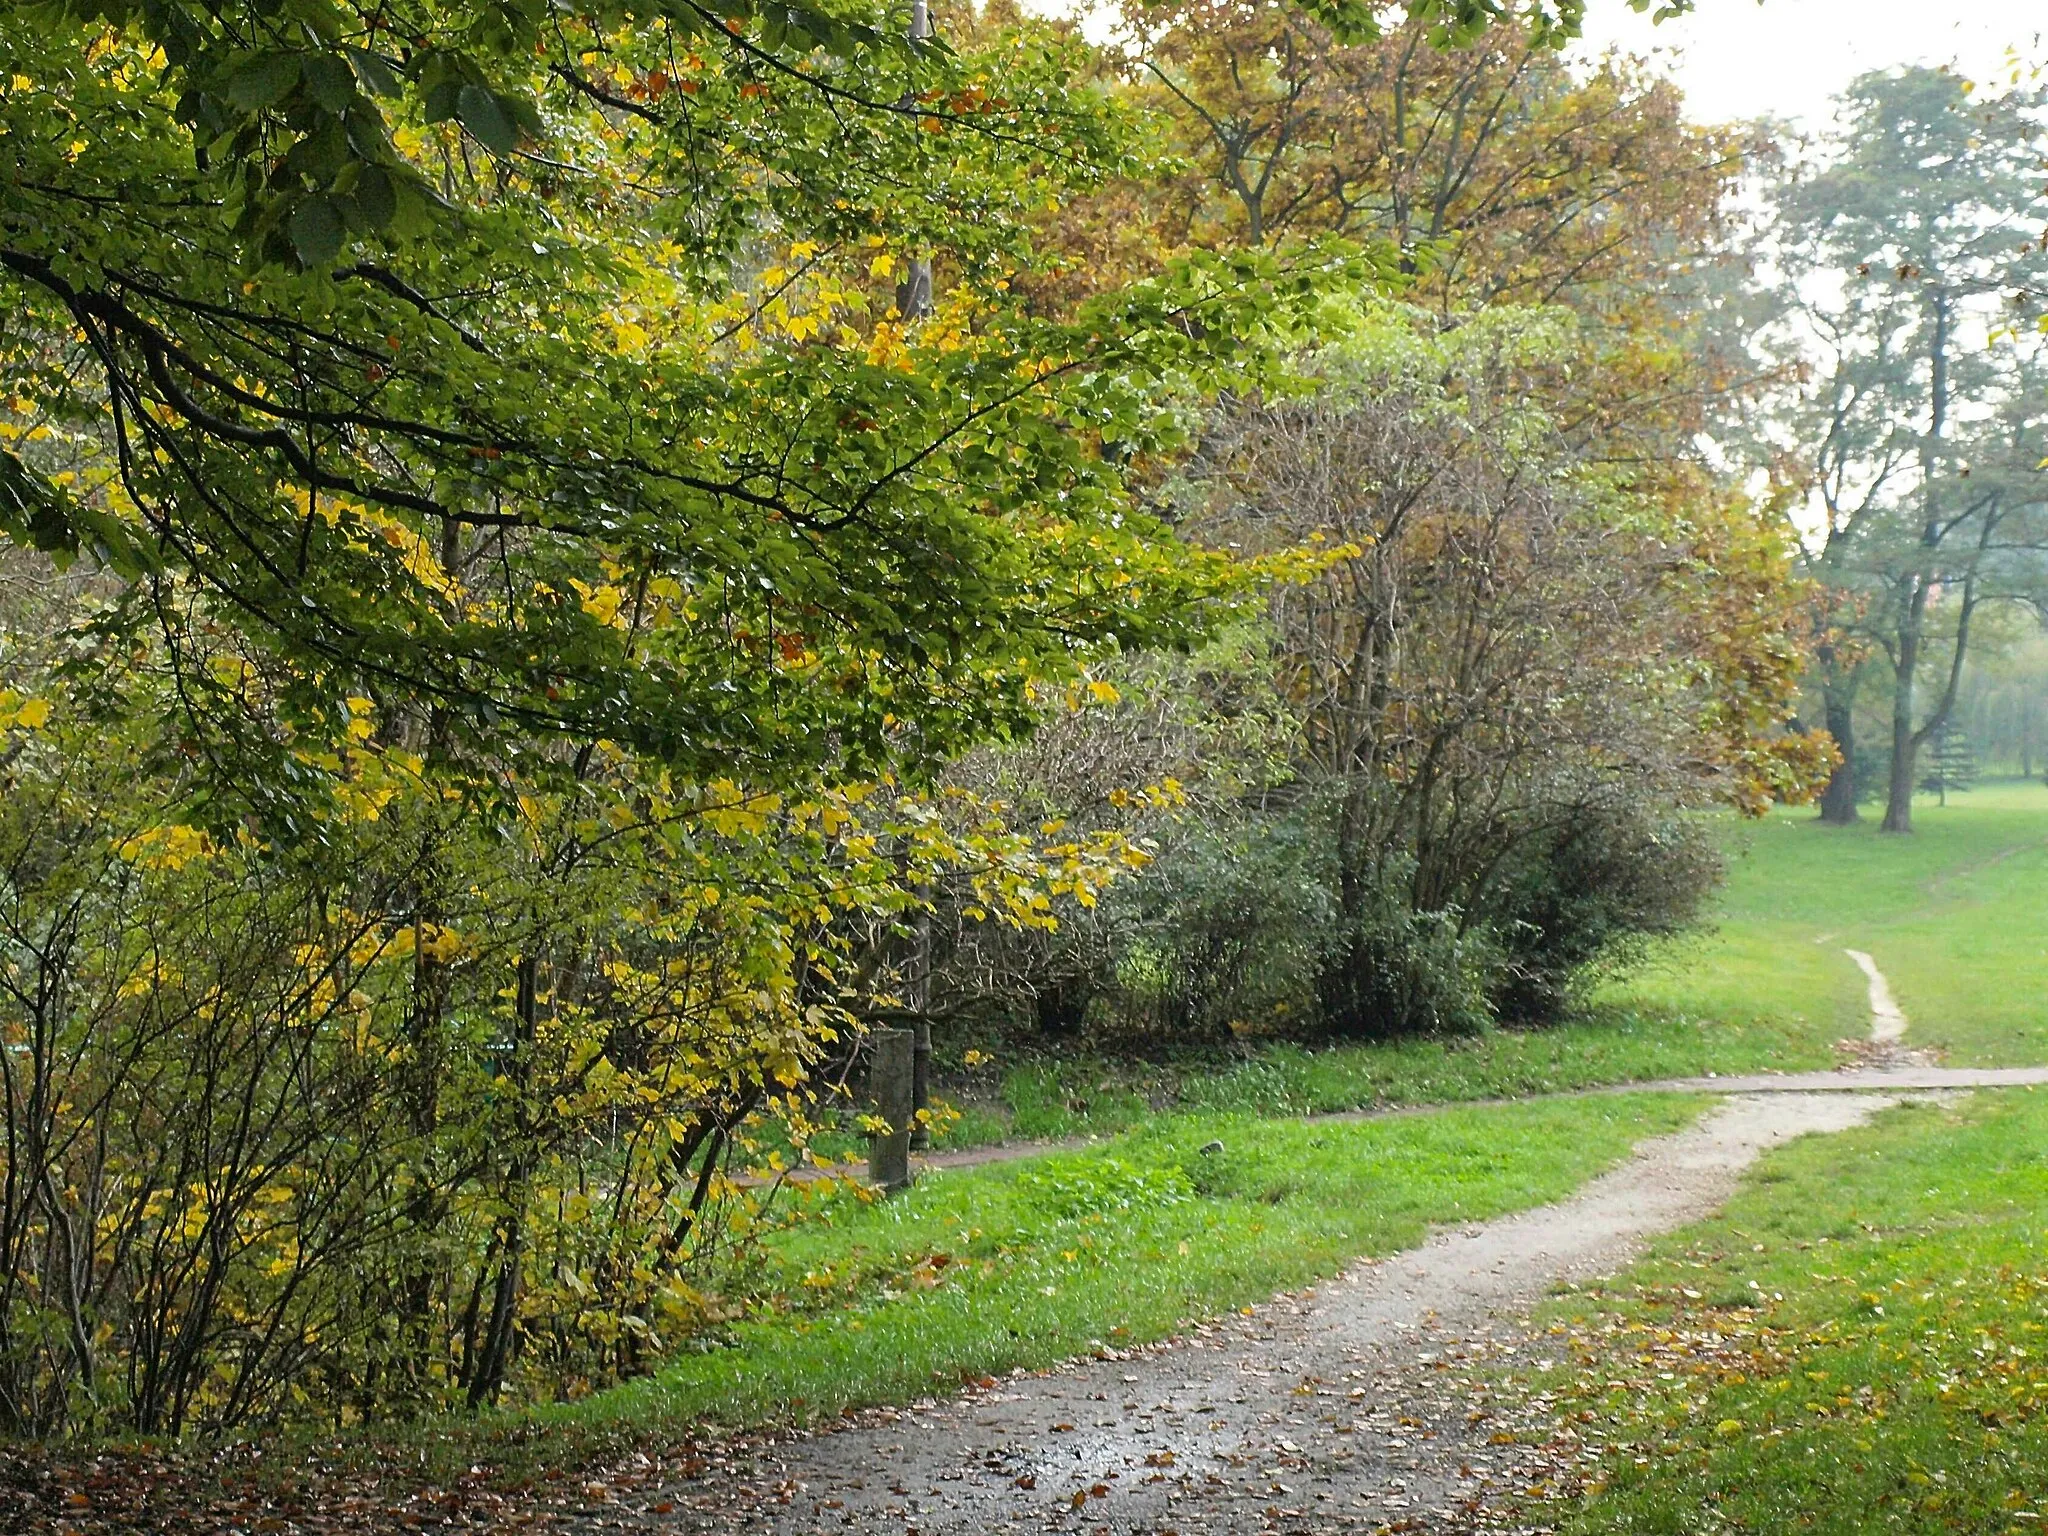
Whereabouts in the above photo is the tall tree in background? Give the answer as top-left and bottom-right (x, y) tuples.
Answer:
(981, 0), (1830, 1041)
(1743, 66), (2048, 830)
(1093, 1), (1766, 510)
(1122, 2), (1737, 300)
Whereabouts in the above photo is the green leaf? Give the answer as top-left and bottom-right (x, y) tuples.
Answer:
(0, 447), (79, 563)
(223, 52), (302, 112)
(347, 165), (396, 231)
(456, 84), (519, 155)
(280, 119), (350, 182)
(289, 195), (346, 265)
(301, 53), (357, 112)
(341, 45), (402, 99)
(279, 0), (345, 46)
(422, 77), (462, 123)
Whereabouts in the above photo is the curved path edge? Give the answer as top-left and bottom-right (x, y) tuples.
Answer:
(607, 1091), (1915, 1535)
(889, 1066), (2048, 1183)
(1639, 1064), (2048, 1093)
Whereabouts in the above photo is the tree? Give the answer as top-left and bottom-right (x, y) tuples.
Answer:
(1955, 625), (2048, 776)
(1176, 302), (1826, 1034)
(1739, 67), (2048, 831)
(2, 0), (1368, 824)
(1121, 2), (1736, 302)
(1919, 721), (1975, 803)
(984, 1), (1827, 1043)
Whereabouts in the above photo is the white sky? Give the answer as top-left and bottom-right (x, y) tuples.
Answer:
(1571, 0), (2045, 130)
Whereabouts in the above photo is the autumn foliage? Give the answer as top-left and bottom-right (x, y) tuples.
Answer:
(0, 0), (1828, 1436)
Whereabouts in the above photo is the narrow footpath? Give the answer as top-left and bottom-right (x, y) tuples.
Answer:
(589, 1093), (1901, 1535)
(576, 949), (1998, 1535)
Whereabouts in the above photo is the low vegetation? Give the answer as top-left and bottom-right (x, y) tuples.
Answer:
(534, 1092), (1706, 1439)
(1518, 1088), (2048, 1535)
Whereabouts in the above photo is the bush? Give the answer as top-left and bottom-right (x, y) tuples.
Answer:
(1313, 861), (1501, 1041)
(1102, 806), (1337, 1042)
(1487, 804), (1723, 1023)
(996, 789), (1721, 1050)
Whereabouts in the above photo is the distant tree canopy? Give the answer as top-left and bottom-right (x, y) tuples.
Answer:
(1726, 64), (2048, 833)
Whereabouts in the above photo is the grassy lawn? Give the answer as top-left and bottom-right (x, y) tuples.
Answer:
(1515, 1088), (2048, 1534)
(951, 1008), (1823, 1143)
(878, 781), (2048, 1157)
(532, 1093), (1703, 1442)
(1609, 780), (2048, 1069)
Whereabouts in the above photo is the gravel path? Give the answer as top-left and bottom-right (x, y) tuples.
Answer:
(605, 1090), (1907, 1536)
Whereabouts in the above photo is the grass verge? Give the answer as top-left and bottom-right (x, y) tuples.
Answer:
(1607, 781), (2048, 1069)
(968, 1007), (1822, 1144)
(765, 1003), (1820, 1164)
(527, 1093), (1705, 1447)
(1510, 1087), (2048, 1535)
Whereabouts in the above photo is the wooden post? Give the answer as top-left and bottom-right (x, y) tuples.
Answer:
(909, 900), (932, 1151)
(868, 1027), (916, 1193)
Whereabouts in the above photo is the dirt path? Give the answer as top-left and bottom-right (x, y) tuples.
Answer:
(889, 1063), (2048, 1183)
(600, 1091), (1905, 1536)
(1844, 948), (1907, 1044)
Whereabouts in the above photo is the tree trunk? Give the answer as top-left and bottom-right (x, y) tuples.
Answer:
(1818, 693), (1858, 824)
(468, 951), (539, 1410)
(1883, 291), (1952, 835)
(1882, 606), (1923, 833)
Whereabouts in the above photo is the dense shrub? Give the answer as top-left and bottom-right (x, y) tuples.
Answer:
(1312, 860), (1501, 1040)
(1103, 805), (1338, 1041)
(1486, 803), (1723, 1023)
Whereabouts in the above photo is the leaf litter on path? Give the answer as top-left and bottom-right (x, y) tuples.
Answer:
(3, 1092), (1922, 1536)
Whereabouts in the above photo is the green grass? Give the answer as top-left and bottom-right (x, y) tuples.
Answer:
(530, 1093), (1704, 1440)
(1518, 1088), (2048, 1534)
(1608, 779), (2048, 1068)
(747, 1009), (1822, 1164)
(961, 1012), (1823, 1142)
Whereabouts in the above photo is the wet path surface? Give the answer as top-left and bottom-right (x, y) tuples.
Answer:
(591, 1091), (1906, 1536)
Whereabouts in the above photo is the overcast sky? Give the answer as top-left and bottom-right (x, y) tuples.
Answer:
(1571, 0), (2044, 129)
